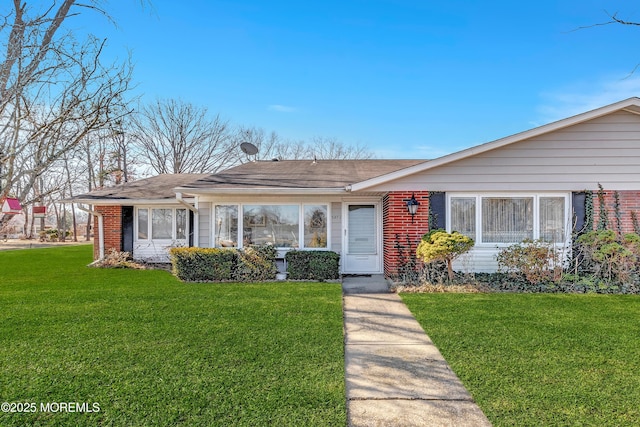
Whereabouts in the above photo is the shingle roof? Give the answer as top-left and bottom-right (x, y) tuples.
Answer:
(72, 174), (209, 202)
(71, 159), (428, 202)
(180, 159), (426, 191)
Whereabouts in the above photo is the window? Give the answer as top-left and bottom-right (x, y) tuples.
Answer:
(214, 205), (238, 247)
(304, 205), (328, 248)
(450, 197), (475, 239)
(176, 209), (187, 240)
(152, 209), (172, 239)
(540, 197), (565, 242)
(213, 203), (330, 249)
(136, 207), (188, 241)
(482, 197), (533, 243)
(138, 208), (148, 239)
(449, 194), (567, 244)
(243, 205), (299, 247)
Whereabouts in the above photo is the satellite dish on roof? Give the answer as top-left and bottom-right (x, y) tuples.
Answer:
(240, 142), (259, 162)
(240, 142), (259, 156)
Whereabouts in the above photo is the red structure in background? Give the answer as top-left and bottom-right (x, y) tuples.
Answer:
(1, 197), (22, 215)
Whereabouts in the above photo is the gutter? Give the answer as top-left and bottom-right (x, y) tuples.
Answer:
(173, 187), (347, 195)
(77, 205), (104, 260)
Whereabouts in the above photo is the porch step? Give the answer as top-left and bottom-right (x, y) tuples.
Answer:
(342, 275), (390, 294)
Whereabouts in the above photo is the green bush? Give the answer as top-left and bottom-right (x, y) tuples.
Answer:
(170, 245), (277, 282)
(575, 230), (638, 284)
(169, 247), (236, 282)
(496, 239), (563, 284)
(286, 250), (340, 281)
(234, 245), (277, 281)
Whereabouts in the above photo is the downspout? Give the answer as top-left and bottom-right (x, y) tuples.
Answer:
(176, 193), (198, 247)
(193, 198), (199, 247)
(175, 192), (198, 213)
(77, 205), (104, 260)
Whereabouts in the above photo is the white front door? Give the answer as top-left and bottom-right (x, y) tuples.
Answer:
(343, 203), (381, 273)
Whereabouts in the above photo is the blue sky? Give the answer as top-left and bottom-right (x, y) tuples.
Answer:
(79, 0), (640, 159)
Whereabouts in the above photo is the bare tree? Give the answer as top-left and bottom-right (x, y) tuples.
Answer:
(131, 98), (236, 174)
(579, 11), (640, 29)
(0, 1), (134, 227)
(232, 126), (374, 162)
(307, 136), (374, 160)
(233, 125), (305, 161)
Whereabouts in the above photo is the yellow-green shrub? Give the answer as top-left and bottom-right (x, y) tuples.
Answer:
(416, 229), (474, 281)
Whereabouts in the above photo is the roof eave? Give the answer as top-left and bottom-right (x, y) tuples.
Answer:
(350, 97), (640, 192)
(69, 197), (196, 205)
(174, 186), (348, 195)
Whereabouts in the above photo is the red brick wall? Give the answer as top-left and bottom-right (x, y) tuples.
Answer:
(93, 205), (123, 259)
(383, 191), (430, 278)
(591, 190), (640, 234)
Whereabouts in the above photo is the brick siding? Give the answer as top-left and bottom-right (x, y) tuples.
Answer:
(93, 205), (123, 259)
(383, 191), (430, 278)
(591, 190), (640, 234)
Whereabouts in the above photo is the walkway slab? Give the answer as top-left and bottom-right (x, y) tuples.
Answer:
(342, 278), (491, 426)
(348, 399), (492, 427)
(346, 346), (472, 400)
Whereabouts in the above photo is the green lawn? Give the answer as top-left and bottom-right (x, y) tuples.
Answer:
(0, 246), (346, 426)
(401, 293), (640, 427)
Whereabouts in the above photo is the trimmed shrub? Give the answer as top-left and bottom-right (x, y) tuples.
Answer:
(416, 229), (474, 281)
(234, 245), (277, 282)
(169, 247), (236, 282)
(170, 245), (278, 282)
(286, 250), (340, 281)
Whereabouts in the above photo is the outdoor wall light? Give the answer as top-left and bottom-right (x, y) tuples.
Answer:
(406, 193), (420, 223)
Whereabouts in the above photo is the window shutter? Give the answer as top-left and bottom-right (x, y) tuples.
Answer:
(572, 192), (587, 234)
(121, 206), (134, 253)
(429, 192), (446, 230)
(189, 210), (194, 247)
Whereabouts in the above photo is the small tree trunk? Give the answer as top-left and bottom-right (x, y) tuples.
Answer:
(446, 258), (455, 282)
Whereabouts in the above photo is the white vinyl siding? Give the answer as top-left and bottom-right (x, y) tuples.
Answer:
(197, 202), (211, 247)
(330, 202), (342, 254)
(365, 110), (640, 192)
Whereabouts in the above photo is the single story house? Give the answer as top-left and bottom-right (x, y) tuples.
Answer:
(73, 98), (640, 277)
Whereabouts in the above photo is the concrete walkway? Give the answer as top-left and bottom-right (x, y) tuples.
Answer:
(342, 275), (491, 426)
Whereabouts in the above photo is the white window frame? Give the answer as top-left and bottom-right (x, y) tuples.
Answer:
(446, 193), (570, 246)
(212, 203), (331, 250)
(135, 206), (189, 242)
